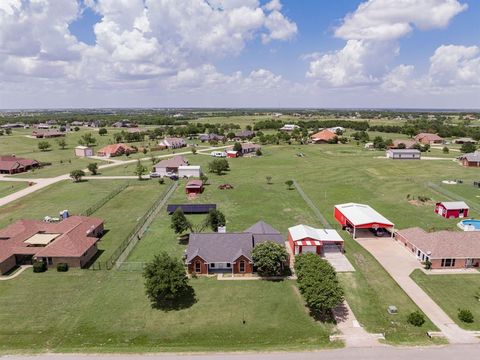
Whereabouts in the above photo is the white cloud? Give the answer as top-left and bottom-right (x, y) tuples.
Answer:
(306, 0), (467, 87)
(262, 10), (297, 43)
(381, 64), (416, 92)
(264, 0), (283, 12)
(428, 45), (480, 87)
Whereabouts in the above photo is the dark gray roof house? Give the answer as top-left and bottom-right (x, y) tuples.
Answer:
(199, 133), (226, 142)
(185, 221), (285, 273)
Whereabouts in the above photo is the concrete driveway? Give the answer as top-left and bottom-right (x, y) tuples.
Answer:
(356, 237), (478, 344)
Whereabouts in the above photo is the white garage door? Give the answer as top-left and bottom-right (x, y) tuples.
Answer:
(302, 245), (317, 254)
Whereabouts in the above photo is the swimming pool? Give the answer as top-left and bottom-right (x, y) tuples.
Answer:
(457, 219), (480, 231)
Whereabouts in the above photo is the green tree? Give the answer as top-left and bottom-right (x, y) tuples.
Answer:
(204, 209), (226, 232)
(233, 142), (242, 152)
(252, 241), (289, 276)
(226, 132), (236, 140)
(143, 252), (194, 309)
(191, 147), (197, 155)
(461, 142), (476, 153)
(285, 180), (294, 190)
(407, 311), (425, 327)
(69, 169), (85, 183)
(373, 136), (386, 150)
(79, 133), (96, 146)
(5, 128), (12, 135)
(442, 146), (449, 154)
(99, 128), (108, 136)
(208, 158), (230, 175)
(56, 138), (67, 149)
(171, 208), (192, 234)
(256, 148), (263, 156)
(200, 173), (209, 185)
(134, 160), (147, 180)
(266, 176), (272, 184)
(38, 141), (51, 151)
(87, 162), (98, 175)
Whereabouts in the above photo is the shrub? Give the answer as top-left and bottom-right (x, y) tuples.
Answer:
(158, 178), (165, 185)
(57, 263), (69, 272)
(252, 241), (289, 276)
(458, 309), (474, 323)
(33, 261), (47, 273)
(424, 260), (432, 270)
(407, 311), (425, 326)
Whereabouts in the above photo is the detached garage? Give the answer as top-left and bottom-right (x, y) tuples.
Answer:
(288, 224), (344, 255)
(334, 203), (395, 239)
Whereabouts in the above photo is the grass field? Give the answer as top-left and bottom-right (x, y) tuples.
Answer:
(0, 271), (335, 353)
(411, 270), (480, 330)
(0, 182), (28, 198)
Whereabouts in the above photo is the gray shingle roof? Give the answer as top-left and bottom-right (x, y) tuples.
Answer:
(186, 233), (253, 263)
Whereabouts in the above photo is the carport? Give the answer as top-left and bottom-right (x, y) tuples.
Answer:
(334, 203), (395, 239)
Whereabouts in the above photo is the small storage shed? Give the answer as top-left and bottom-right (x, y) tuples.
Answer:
(435, 201), (469, 219)
(386, 149), (421, 160)
(226, 151), (238, 158)
(185, 180), (204, 195)
(288, 225), (344, 255)
(334, 203), (395, 239)
(74, 146), (93, 157)
(178, 165), (202, 178)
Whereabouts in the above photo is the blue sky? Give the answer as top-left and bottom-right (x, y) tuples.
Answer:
(0, 0), (479, 109)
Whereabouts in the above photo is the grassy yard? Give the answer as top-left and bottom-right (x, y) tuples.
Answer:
(0, 271), (335, 353)
(411, 270), (480, 330)
(0, 182), (28, 198)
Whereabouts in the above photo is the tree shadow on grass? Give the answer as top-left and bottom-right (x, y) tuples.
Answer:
(309, 308), (337, 324)
(151, 285), (197, 311)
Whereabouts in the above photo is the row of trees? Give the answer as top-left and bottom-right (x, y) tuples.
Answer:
(171, 208), (226, 234)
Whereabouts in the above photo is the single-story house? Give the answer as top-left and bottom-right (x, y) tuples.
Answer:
(0, 156), (39, 174)
(199, 133), (226, 142)
(280, 124), (300, 131)
(386, 149), (421, 160)
(32, 130), (65, 138)
(185, 180), (204, 195)
(35, 123), (53, 130)
(391, 139), (418, 149)
(457, 151), (480, 167)
(288, 225), (344, 256)
(454, 138), (476, 144)
(240, 143), (261, 155)
(0, 215), (103, 274)
(178, 165), (202, 178)
(97, 143), (136, 157)
(74, 146), (93, 157)
(334, 203), (395, 239)
(234, 130), (255, 140)
(154, 155), (188, 176)
(167, 204), (216, 214)
(186, 221), (285, 275)
(311, 129), (337, 143)
(435, 201), (469, 219)
(395, 227), (480, 269)
(414, 133), (443, 145)
(159, 137), (187, 149)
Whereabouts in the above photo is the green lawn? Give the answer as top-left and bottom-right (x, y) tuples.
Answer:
(411, 270), (480, 330)
(0, 182), (28, 198)
(0, 271), (335, 353)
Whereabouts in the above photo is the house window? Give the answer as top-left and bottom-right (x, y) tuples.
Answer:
(239, 261), (245, 273)
(226, 263), (231, 268)
(210, 263), (215, 268)
(195, 261), (201, 273)
(441, 259), (456, 267)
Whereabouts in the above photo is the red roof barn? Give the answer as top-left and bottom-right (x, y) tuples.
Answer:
(185, 180), (204, 195)
(435, 201), (469, 219)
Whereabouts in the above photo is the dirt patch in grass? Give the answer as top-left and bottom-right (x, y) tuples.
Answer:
(408, 200), (435, 207)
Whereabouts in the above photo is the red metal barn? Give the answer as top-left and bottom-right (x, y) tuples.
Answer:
(435, 201), (469, 219)
(334, 203), (395, 239)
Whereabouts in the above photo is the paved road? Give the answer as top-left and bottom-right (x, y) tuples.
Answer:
(0, 146), (229, 208)
(356, 237), (479, 344)
(1, 344), (479, 360)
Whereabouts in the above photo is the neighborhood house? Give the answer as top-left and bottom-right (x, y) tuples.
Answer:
(310, 129), (337, 143)
(33, 130), (65, 138)
(435, 201), (469, 219)
(234, 130), (255, 140)
(159, 137), (187, 149)
(97, 143), (136, 157)
(0, 156), (39, 175)
(288, 225), (344, 255)
(386, 149), (421, 160)
(280, 124), (300, 131)
(0, 215), (104, 274)
(334, 203), (395, 238)
(391, 139), (417, 149)
(186, 221), (285, 275)
(154, 156), (188, 176)
(396, 227), (480, 269)
(458, 151), (480, 167)
(414, 133), (443, 145)
(199, 134), (226, 142)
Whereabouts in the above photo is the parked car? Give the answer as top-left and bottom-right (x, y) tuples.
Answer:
(169, 174), (179, 181)
(370, 228), (386, 237)
(149, 172), (161, 178)
(211, 151), (226, 157)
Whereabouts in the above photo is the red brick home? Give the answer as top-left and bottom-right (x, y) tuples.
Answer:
(414, 133), (443, 145)
(395, 227), (480, 269)
(0, 156), (39, 174)
(311, 129), (337, 143)
(0, 215), (104, 274)
(434, 201), (469, 219)
(458, 151), (480, 167)
(186, 221), (285, 275)
(97, 143), (136, 157)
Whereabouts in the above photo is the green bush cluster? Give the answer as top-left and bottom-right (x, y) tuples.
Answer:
(56, 263), (69, 272)
(407, 311), (425, 327)
(458, 309), (474, 323)
(33, 261), (47, 273)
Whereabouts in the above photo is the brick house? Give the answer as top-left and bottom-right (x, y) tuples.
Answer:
(158, 137), (187, 149)
(154, 155), (188, 176)
(395, 227), (480, 269)
(186, 221), (285, 275)
(0, 215), (104, 274)
(311, 129), (337, 143)
(0, 156), (39, 174)
(414, 133), (443, 145)
(458, 151), (480, 167)
(97, 143), (136, 157)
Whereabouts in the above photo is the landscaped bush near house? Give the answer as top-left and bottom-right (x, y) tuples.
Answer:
(57, 263), (69, 272)
(458, 309), (474, 323)
(424, 260), (432, 270)
(33, 261), (47, 273)
(407, 311), (425, 326)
